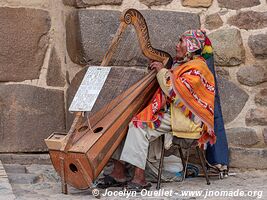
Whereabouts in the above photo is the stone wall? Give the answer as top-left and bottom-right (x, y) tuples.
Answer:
(0, 0), (266, 168)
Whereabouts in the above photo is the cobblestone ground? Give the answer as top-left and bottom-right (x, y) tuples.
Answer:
(1, 163), (267, 200)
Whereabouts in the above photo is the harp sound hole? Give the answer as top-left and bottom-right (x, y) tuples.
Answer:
(69, 163), (78, 173)
(78, 126), (88, 132)
(93, 127), (103, 133)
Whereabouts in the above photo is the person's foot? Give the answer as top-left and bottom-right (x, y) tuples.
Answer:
(109, 160), (127, 182)
(125, 167), (152, 191)
(131, 167), (146, 185)
(125, 181), (152, 192)
(213, 164), (228, 172)
(97, 160), (127, 189)
(97, 175), (126, 189)
(131, 179), (147, 187)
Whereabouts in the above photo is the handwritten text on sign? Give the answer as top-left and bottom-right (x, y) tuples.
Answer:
(69, 66), (111, 112)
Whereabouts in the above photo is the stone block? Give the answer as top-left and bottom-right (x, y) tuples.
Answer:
(66, 66), (147, 129)
(245, 108), (267, 126)
(66, 10), (200, 66)
(4, 164), (27, 174)
(66, 10), (120, 65)
(237, 64), (267, 86)
(0, 7), (50, 82)
(182, 0), (213, 8)
(139, 0), (173, 6)
(226, 127), (259, 147)
(215, 67), (230, 79)
(228, 11), (267, 30)
(47, 48), (65, 87)
(0, 161), (16, 199)
(208, 28), (245, 66)
(205, 13), (223, 30)
(255, 89), (267, 106)
(63, 0), (123, 7)
(217, 76), (249, 124)
(218, 0), (260, 10)
(248, 34), (267, 59)
(229, 147), (267, 169)
(263, 128), (267, 145)
(26, 164), (60, 183)
(0, 85), (65, 152)
(0, 154), (51, 165)
(8, 173), (40, 184)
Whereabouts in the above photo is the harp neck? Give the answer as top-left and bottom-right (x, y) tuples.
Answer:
(101, 9), (173, 68)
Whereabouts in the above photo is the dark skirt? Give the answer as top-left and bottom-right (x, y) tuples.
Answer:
(205, 56), (229, 166)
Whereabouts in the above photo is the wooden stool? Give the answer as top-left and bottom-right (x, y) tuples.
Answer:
(156, 135), (210, 190)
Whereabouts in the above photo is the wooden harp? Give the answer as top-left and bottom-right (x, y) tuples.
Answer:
(45, 9), (173, 192)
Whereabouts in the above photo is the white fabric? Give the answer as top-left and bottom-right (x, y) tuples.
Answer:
(118, 113), (173, 170)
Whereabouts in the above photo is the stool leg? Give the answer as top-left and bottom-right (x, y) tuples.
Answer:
(178, 146), (186, 172)
(196, 146), (210, 185)
(156, 135), (165, 190)
(183, 150), (190, 181)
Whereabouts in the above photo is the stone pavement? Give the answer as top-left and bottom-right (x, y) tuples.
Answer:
(1, 161), (267, 200)
(0, 161), (16, 200)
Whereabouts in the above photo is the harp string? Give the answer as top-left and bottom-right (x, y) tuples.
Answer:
(93, 23), (135, 123)
(87, 9), (173, 130)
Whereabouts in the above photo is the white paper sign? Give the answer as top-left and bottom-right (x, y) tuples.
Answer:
(69, 66), (111, 112)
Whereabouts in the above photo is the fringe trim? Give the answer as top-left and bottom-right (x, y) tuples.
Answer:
(132, 112), (164, 129)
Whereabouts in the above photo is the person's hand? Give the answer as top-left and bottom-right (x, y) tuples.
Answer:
(150, 61), (164, 72)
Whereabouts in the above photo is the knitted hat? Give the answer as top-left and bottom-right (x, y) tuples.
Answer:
(181, 29), (213, 60)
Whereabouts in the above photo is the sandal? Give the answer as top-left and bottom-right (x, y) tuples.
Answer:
(125, 181), (152, 192)
(96, 175), (126, 189)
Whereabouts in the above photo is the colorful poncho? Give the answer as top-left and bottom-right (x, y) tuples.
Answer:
(132, 57), (216, 145)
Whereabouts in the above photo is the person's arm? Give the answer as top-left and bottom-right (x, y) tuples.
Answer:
(156, 68), (172, 97)
(150, 61), (172, 97)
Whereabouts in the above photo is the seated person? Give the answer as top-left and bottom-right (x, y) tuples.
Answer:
(98, 29), (229, 191)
